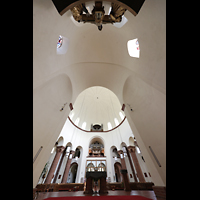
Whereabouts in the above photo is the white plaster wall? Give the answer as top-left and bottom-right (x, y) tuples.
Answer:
(37, 150), (56, 184)
(38, 114), (161, 185)
(33, 0), (166, 187)
(55, 117), (155, 184)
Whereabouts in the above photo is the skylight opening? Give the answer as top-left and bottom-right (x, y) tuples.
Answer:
(127, 38), (140, 58)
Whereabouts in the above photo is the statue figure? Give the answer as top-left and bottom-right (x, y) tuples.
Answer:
(110, 3), (127, 22)
(70, 1), (127, 31)
(91, 1), (105, 31)
(71, 4), (83, 22)
(71, 3), (89, 22)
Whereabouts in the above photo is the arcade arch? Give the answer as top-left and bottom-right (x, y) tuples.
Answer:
(114, 162), (122, 182)
(67, 163), (78, 183)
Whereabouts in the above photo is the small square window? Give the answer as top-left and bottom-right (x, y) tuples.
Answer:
(127, 38), (140, 58)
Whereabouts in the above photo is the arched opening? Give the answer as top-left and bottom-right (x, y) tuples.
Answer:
(56, 136), (64, 146)
(129, 136), (135, 146)
(97, 162), (106, 172)
(88, 140), (104, 157)
(67, 163), (78, 183)
(120, 142), (127, 151)
(89, 136), (105, 148)
(86, 162), (95, 172)
(112, 147), (120, 159)
(73, 147), (81, 158)
(114, 162), (122, 182)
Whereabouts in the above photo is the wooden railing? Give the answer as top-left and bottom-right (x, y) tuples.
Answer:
(36, 183), (84, 192)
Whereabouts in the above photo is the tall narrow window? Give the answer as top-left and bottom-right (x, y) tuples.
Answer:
(119, 111), (124, 120)
(136, 146), (141, 154)
(51, 147), (55, 154)
(122, 146), (127, 157)
(107, 122), (112, 130)
(82, 122), (86, 129)
(57, 35), (63, 48)
(69, 111), (74, 119)
(127, 38), (140, 58)
(56, 35), (70, 55)
(114, 118), (119, 126)
(75, 118), (80, 126)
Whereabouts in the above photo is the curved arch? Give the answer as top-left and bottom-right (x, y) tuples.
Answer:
(120, 141), (127, 150)
(69, 63), (131, 105)
(129, 136), (135, 146)
(88, 136), (105, 156)
(110, 145), (120, 159)
(68, 162), (78, 183)
(76, 145), (83, 150)
(73, 145), (83, 158)
(89, 135), (105, 147)
(66, 142), (72, 148)
(69, 85), (127, 132)
(114, 162), (122, 182)
(57, 136), (64, 146)
(114, 161), (122, 168)
(70, 162), (79, 168)
(68, 115), (126, 133)
(110, 145), (118, 151)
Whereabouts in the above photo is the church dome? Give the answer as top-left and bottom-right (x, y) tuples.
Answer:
(69, 86), (125, 131)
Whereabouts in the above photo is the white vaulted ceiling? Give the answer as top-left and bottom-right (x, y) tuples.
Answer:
(69, 86), (126, 131)
(33, 0), (166, 186)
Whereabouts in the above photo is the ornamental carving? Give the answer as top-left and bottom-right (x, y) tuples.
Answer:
(71, 1), (126, 31)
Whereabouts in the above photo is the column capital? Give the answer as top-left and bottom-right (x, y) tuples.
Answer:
(56, 146), (65, 153)
(127, 145), (136, 153)
(117, 150), (123, 154)
(70, 150), (75, 156)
